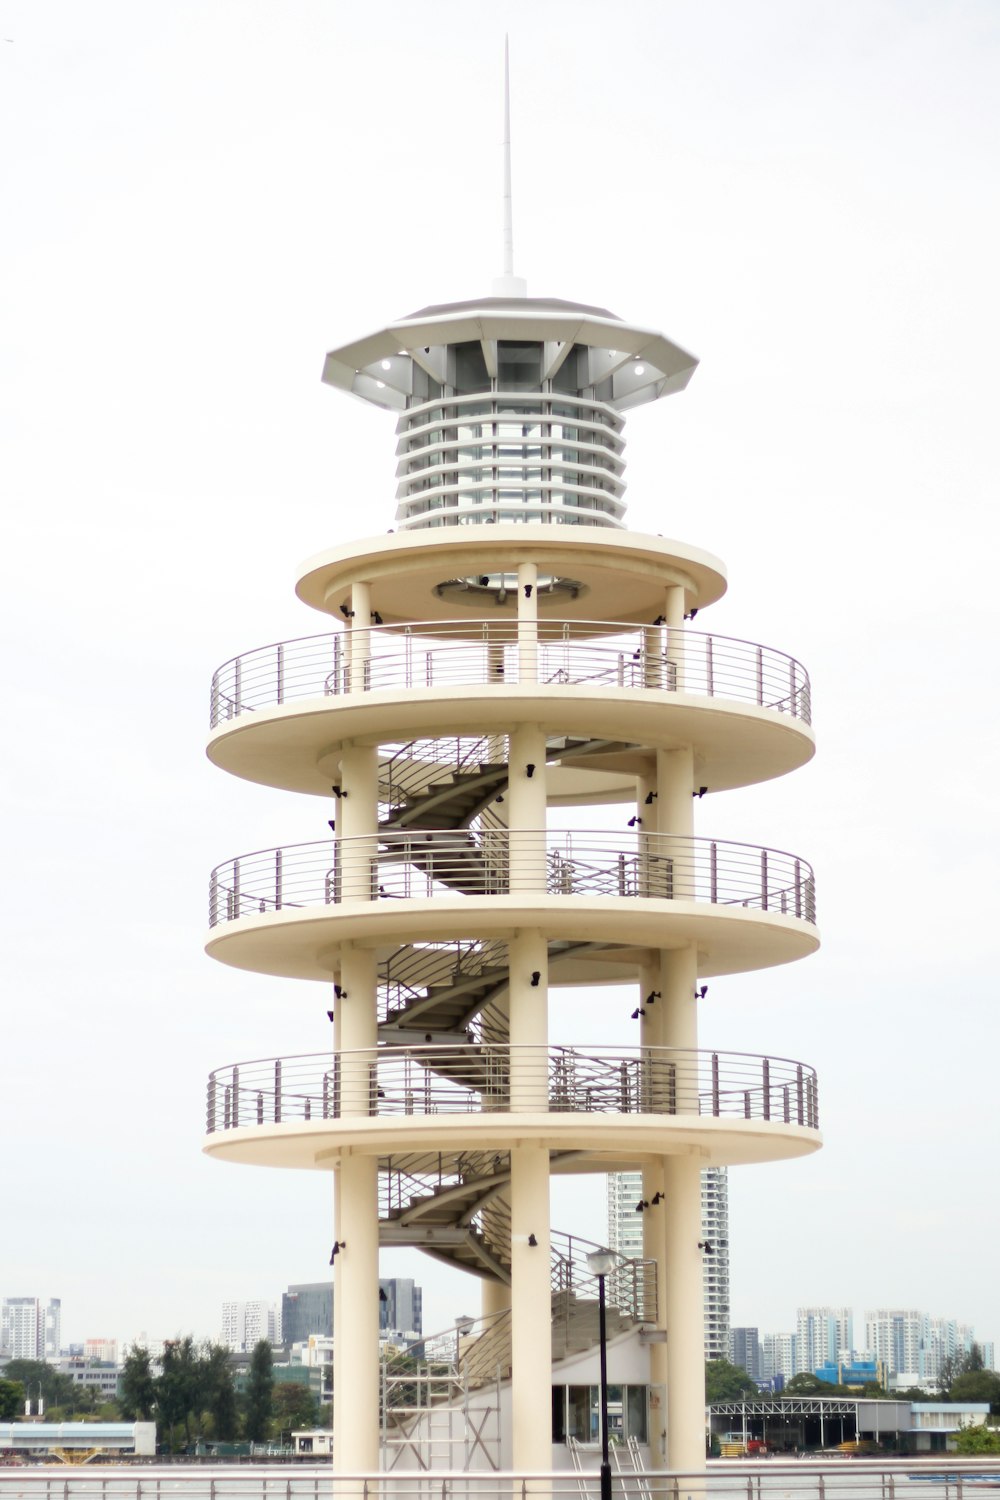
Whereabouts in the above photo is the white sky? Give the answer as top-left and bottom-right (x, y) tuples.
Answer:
(1, 0), (998, 1356)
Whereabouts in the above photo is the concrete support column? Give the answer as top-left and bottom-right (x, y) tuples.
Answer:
(338, 743), (379, 902)
(660, 946), (699, 1113)
(508, 724), (547, 894)
(508, 929), (548, 1110)
(665, 584), (686, 693)
(517, 561), (539, 684)
(663, 1154), (706, 1474)
(510, 1141), (552, 1473)
(349, 581), (372, 694)
(657, 745), (695, 901)
(481, 1276), (512, 1321)
(332, 1150), (380, 1473)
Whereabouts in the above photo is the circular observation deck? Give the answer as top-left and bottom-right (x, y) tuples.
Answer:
(202, 1043), (821, 1171)
(295, 527), (726, 627)
(207, 620), (814, 798)
(204, 830), (818, 981)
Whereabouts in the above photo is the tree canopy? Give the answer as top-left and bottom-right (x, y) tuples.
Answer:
(705, 1359), (759, 1401)
(0, 1380), (24, 1421)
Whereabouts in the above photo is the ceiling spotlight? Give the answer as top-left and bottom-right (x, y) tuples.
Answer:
(634, 365), (645, 376)
(380, 359), (391, 371)
(495, 794), (504, 804)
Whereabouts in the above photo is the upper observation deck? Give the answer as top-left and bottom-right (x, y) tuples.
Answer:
(320, 295), (698, 534)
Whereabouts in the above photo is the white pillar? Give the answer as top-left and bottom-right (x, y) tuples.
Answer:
(349, 581), (372, 694)
(508, 929), (548, 1110)
(332, 1151), (380, 1473)
(510, 1141), (552, 1472)
(517, 561), (539, 684)
(663, 1154), (706, 1474)
(508, 724), (547, 895)
(657, 745), (695, 903)
(665, 584), (686, 693)
(338, 743), (378, 903)
(481, 1276), (512, 1321)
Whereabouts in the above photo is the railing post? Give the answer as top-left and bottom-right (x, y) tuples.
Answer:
(760, 847), (768, 910)
(709, 840), (718, 903)
(207, 1075), (216, 1133)
(794, 857), (802, 918)
(762, 1057), (770, 1120)
(789, 657), (797, 716)
(256, 1091), (264, 1124)
(232, 858), (241, 919)
(232, 1065), (239, 1127)
(276, 641), (285, 705)
(796, 1064), (804, 1125)
(234, 656), (242, 714)
(706, 634), (714, 696)
(275, 847), (283, 910)
(756, 643), (764, 704)
(711, 1053), (720, 1116)
(222, 1083), (230, 1130)
(209, 867), (218, 926)
(274, 1059), (282, 1123)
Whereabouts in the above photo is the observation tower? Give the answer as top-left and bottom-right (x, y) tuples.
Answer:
(202, 115), (821, 1476)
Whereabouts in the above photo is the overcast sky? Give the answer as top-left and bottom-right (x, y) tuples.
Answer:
(2, 0), (998, 1357)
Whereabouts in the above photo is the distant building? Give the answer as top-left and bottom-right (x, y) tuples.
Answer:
(281, 1284), (333, 1345)
(83, 1338), (118, 1365)
(1, 1298), (60, 1360)
(729, 1327), (761, 1382)
(761, 1331), (796, 1381)
(796, 1307), (852, 1373)
(607, 1167), (730, 1360)
(58, 1361), (122, 1401)
(380, 1279), (422, 1338)
(866, 1310), (995, 1383)
(220, 1300), (280, 1352)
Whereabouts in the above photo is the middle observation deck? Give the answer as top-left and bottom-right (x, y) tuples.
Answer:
(208, 616), (814, 798)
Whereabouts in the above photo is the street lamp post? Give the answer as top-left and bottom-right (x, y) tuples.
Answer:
(586, 1248), (617, 1500)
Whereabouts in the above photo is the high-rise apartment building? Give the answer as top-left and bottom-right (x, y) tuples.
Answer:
(220, 1301), (279, 1352)
(379, 1279), (422, 1339)
(761, 1332), (797, 1382)
(796, 1307), (853, 1373)
(607, 1167), (730, 1360)
(83, 1338), (118, 1364)
(1, 1298), (60, 1360)
(729, 1327), (761, 1382)
(200, 119), (822, 1473)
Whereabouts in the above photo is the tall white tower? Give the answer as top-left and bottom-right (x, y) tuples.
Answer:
(202, 284), (822, 1473)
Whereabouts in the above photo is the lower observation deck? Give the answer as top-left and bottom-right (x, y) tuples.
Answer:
(205, 829), (818, 979)
(203, 1043), (821, 1170)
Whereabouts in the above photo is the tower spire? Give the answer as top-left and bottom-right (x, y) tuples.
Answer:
(494, 35), (527, 298)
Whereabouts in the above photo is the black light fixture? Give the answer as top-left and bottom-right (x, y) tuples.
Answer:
(332, 785), (347, 799)
(693, 785), (708, 799)
(644, 791), (657, 805)
(327, 819), (336, 832)
(685, 606), (699, 621)
(371, 610), (384, 625)
(634, 1199), (649, 1213)
(527, 1233), (538, 1247)
(525, 763), (536, 778)
(495, 794), (504, 804)
(698, 1240), (714, 1255)
(326, 1010), (335, 1023)
(632, 648), (641, 660)
(585, 1248), (616, 1500)
(379, 1287), (387, 1303)
(697, 984), (708, 999)
(653, 614), (666, 626)
(330, 1241), (346, 1262)
(479, 575), (490, 586)
(524, 583), (533, 599)
(631, 1007), (645, 1020)
(646, 991), (661, 1005)
(627, 815), (641, 827)
(530, 971), (541, 987)
(339, 603), (355, 619)
(334, 983), (347, 1000)
(650, 1191), (664, 1206)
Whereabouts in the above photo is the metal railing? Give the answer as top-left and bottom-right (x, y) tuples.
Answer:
(208, 830), (817, 927)
(209, 620), (811, 727)
(205, 1045), (819, 1133)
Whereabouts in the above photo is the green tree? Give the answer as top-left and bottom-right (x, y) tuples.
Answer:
(0, 1380), (24, 1420)
(244, 1340), (273, 1443)
(158, 1338), (200, 1449)
(950, 1371), (1000, 1414)
(272, 1382), (319, 1439)
(705, 1359), (758, 1401)
(197, 1344), (238, 1441)
(953, 1424), (1000, 1454)
(119, 1345), (157, 1421)
(3, 1359), (77, 1410)
(784, 1372), (829, 1396)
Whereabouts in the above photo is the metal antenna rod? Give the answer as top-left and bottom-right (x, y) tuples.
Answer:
(503, 34), (514, 277)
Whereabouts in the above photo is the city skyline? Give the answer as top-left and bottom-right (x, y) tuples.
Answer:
(2, 0), (998, 1349)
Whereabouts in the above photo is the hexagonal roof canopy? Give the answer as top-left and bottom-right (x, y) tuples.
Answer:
(321, 294), (699, 414)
